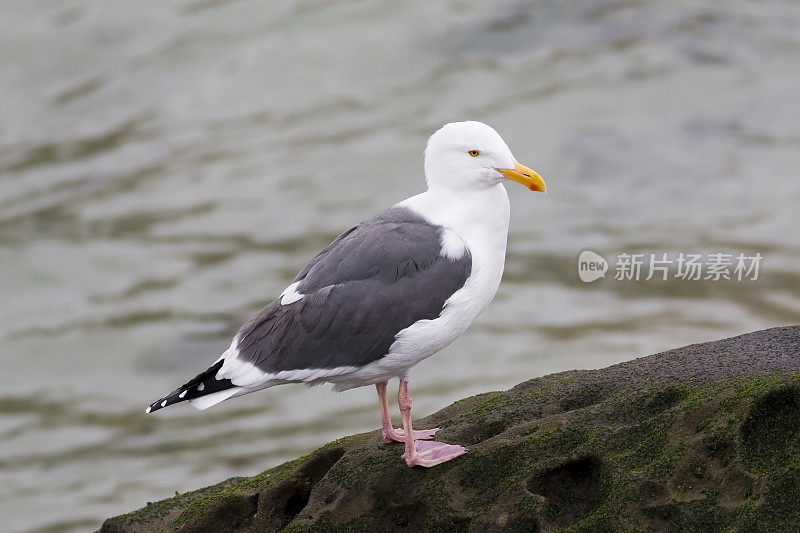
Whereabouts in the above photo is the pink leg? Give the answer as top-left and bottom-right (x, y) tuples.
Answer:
(398, 379), (466, 467)
(375, 381), (438, 443)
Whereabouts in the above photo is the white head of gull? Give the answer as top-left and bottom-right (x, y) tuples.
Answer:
(146, 121), (546, 468)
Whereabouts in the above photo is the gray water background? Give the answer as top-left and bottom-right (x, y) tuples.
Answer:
(2, 0), (800, 531)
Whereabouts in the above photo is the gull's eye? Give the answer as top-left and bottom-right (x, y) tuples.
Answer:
(468, 149), (480, 157)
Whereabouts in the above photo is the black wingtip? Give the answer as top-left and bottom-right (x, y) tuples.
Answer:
(145, 388), (188, 414)
(145, 360), (231, 414)
(145, 390), (178, 414)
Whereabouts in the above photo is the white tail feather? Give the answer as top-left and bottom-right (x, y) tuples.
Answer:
(189, 388), (242, 410)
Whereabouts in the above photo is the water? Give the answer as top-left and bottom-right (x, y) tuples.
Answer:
(2, 0), (799, 530)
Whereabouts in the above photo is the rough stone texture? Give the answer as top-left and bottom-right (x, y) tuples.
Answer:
(101, 326), (800, 532)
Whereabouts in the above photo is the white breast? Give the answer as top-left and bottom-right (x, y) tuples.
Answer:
(328, 184), (511, 390)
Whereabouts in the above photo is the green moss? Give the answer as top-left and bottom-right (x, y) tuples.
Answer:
(101, 477), (245, 531)
(743, 467), (800, 529)
(680, 386), (714, 409)
(459, 442), (533, 510)
(695, 418), (712, 432)
(734, 374), (795, 401)
(702, 425), (736, 464)
(690, 460), (707, 479)
(559, 383), (606, 412)
(664, 495), (727, 532)
(739, 384), (800, 475)
(644, 438), (687, 480)
(172, 457), (302, 526)
(573, 494), (632, 533)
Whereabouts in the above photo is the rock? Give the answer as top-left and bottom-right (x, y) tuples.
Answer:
(101, 326), (800, 532)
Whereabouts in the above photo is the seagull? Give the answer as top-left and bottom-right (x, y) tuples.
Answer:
(146, 121), (546, 467)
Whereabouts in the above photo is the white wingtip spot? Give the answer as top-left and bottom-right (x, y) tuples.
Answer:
(279, 281), (304, 305)
(160, 400), (167, 407)
(179, 390), (187, 398)
(197, 383), (205, 391)
(145, 406), (151, 413)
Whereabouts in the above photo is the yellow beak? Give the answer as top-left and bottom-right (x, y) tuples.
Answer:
(495, 161), (547, 192)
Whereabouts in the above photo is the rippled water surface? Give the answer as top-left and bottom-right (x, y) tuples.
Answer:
(2, 0), (800, 530)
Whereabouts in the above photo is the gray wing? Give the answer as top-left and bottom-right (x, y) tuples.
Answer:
(234, 207), (472, 372)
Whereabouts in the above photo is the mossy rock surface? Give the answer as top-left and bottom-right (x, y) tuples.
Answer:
(101, 326), (800, 532)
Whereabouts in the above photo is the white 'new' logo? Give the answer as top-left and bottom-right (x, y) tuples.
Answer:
(578, 250), (608, 282)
